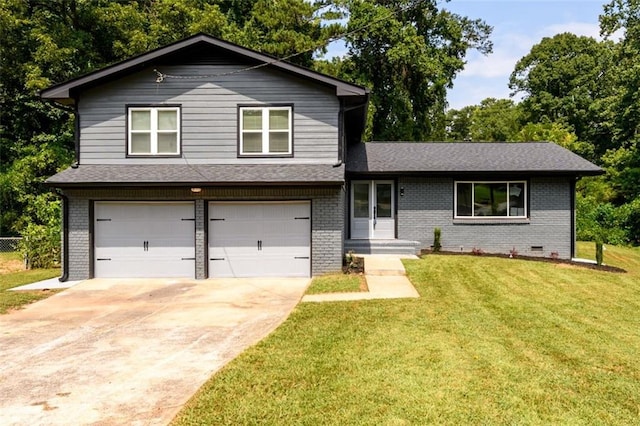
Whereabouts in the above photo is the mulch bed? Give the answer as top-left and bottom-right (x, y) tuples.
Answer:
(343, 256), (365, 274)
(420, 249), (626, 273)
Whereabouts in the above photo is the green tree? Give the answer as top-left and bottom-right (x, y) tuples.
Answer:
(341, 0), (492, 141)
(509, 33), (616, 158)
(445, 98), (520, 142)
(468, 98), (520, 141)
(600, 0), (640, 203)
(445, 105), (476, 141)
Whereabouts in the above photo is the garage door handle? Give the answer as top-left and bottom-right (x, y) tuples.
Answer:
(96, 218), (111, 222)
(210, 218), (225, 221)
(210, 258), (225, 261)
(96, 258), (111, 261)
(257, 240), (262, 250)
(294, 256), (309, 259)
(295, 217), (310, 220)
(181, 257), (195, 261)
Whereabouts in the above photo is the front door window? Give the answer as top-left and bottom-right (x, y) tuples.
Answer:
(353, 183), (370, 218)
(350, 180), (395, 239)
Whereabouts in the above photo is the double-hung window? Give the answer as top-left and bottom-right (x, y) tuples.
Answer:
(128, 106), (180, 156)
(455, 181), (527, 218)
(239, 106), (292, 156)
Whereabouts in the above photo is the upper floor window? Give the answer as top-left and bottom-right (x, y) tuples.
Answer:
(239, 106), (292, 156)
(455, 181), (527, 218)
(128, 106), (180, 156)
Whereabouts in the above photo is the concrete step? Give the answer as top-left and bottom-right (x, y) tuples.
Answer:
(345, 239), (422, 256)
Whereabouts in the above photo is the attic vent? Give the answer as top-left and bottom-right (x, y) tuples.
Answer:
(531, 246), (544, 252)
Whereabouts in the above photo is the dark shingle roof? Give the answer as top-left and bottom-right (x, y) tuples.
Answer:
(46, 164), (344, 187)
(346, 142), (602, 176)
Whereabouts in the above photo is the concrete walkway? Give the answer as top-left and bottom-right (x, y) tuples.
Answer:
(302, 255), (420, 302)
(10, 277), (83, 291)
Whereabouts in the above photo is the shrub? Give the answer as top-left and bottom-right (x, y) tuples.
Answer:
(16, 196), (62, 269)
(596, 241), (604, 266)
(433, 227), (442, 252)
(18, 222), (61, 269)
(576, 194), (629, 245)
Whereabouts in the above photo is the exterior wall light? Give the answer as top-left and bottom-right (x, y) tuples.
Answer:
(190, 187), (202, 193)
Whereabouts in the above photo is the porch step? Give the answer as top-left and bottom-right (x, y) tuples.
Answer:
(345, 239), (422, 256)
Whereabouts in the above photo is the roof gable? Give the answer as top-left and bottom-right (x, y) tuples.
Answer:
(40, 33), (368, 105)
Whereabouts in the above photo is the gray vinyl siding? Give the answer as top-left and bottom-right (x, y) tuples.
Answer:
(62, 186), (343, 280)
(78, 65), (339, 164)
(396, 176), (573, 259)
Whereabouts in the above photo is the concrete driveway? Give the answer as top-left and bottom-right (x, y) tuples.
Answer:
(0, 277), (309, 425)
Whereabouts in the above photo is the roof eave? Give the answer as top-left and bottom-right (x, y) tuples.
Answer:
(346, 169), (604, 177)
(45, 180), (344, 188)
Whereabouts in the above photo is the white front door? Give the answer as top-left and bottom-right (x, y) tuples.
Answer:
(94, 202), (196, 278)
(208, 202), (311, 278)
(350, 180), (395, 239)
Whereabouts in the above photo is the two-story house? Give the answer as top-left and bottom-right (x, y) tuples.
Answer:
(42, 34), (601, 281)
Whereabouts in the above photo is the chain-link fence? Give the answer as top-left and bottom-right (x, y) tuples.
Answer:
(0, 237), (22, 252)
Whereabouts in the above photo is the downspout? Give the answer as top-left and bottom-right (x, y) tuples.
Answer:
(54, 189), (69, 282)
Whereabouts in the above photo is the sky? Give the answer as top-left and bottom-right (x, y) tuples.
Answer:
(325, 0), (617, 111)
(443, 0), (615, 110)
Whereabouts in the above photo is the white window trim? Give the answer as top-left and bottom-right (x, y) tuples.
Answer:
(239, 106), (292, 156)
(127, 106), (181, 156)
(454, 180), (528, 219)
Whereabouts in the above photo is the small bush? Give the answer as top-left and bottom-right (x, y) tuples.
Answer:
(471, 247), (484, 255)
(433, 228), (442, 252)
(576, 194), (629, 245)
(596, 241), (604, 266)
(18, 222), (60, 269)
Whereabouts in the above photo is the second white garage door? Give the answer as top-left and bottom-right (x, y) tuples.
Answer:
(209, 202), (311, 278)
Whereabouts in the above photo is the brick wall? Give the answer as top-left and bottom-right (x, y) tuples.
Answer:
(67, 197), (90, 280)
(397, 176), (573, 259)
(63, 186), (343, 280)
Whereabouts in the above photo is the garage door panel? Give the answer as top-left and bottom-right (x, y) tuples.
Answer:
(96, 258), (194, 279)
(94, 202), (195, 278)
(208, 202), (310, 278)
(258, 255), (310, 277)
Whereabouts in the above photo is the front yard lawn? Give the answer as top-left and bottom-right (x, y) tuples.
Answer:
(174, 243), (640, 425)
(306, 273), (367, 294)
(0, 252), (60, 314)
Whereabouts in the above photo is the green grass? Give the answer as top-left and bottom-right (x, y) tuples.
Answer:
(0, 264), (60, 314)
(174, 244), (640, 425)
(0, 251), (22, 263)
(306, 273), (366, 294)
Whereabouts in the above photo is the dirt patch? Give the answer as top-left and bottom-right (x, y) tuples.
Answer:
(358, 275), (369, 292)
(0, 258), (25, 274)
(421, 250), (626, 273)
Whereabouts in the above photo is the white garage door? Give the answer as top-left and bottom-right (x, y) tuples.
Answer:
(209, 202), (311, 278)
(94, 202), (195, 278)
